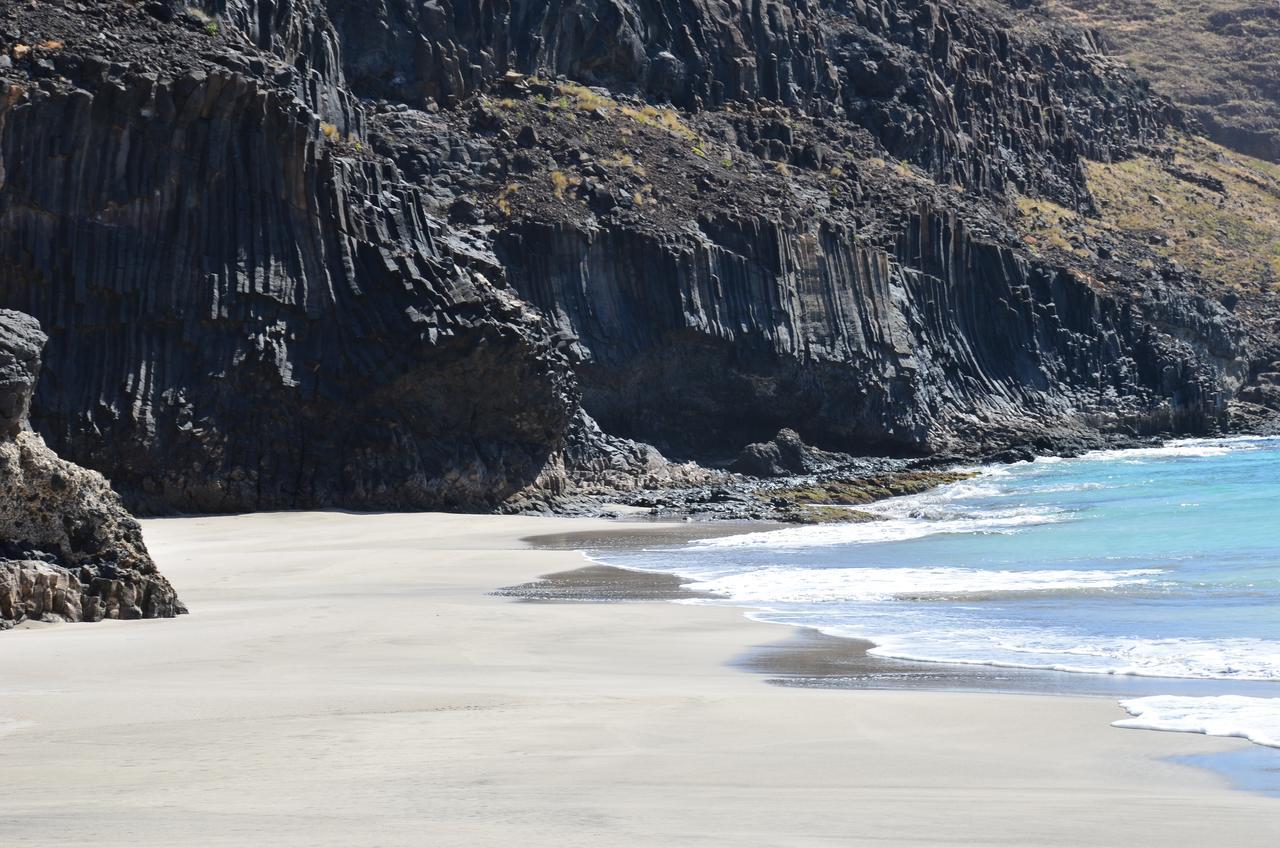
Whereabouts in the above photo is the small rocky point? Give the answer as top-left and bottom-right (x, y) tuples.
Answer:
(0, 310), (184, 629)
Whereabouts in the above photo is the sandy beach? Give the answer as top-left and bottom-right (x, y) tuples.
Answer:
(1, 511), (1276, 847)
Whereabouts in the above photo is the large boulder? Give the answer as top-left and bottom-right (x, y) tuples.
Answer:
(0, 310), (184, 629)
(730, 429), (857, 478)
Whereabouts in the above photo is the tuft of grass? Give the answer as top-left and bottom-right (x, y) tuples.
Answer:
(601, 154), (645, 178)
(1014, 194), (1087, 257)
(319, 122), (339, 140)
(619, 104), (698, 141)
(556, 82), (616, 112)
(496, 182), (521, 216)
(549, 170), (581, 199)
(204, 21), (219, 36)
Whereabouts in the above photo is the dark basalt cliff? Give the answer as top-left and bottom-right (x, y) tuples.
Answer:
(0, 309), (183, 627)
(0, 2), (581, 513)
(499, 207), (1241, 459)
(0, 0), (1274, 515)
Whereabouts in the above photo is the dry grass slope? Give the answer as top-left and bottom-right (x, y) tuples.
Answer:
(1005, 0), (1280, 161)
(1016, 133), (1280, 295)
(1087, 135), (1280, 292)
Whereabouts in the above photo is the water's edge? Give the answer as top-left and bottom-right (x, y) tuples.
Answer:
(527, 437), (1280, 794)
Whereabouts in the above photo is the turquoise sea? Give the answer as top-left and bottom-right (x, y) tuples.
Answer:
(597, 437), (1280, 749)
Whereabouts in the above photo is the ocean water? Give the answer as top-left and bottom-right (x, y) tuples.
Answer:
(596, 436), (1280, 749)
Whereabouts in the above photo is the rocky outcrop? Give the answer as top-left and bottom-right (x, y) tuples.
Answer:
(0, 310), (184, 628)
(0, 0), (1272, 519)
(499, 206), (1243, 459)
(1005, 1), (1280, 164)
(732, 429), (857, 477)
(0, 3), (579, 514)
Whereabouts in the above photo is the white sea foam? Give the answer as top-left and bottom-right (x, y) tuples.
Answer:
(1029, 481), (1108, 494)
(1114, 695), (1280, 748)
(1080, 436), (1276, 463)
(693, 506), (1068, 550)
(686, 565), (1164, 603)
(606, 435), (1280, 691)
(852, 630), (1280, 681)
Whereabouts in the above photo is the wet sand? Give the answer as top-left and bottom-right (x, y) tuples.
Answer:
(0, 511), (1276, 846)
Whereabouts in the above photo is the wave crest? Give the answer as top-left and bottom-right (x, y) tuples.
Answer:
(687, 565), (1163, 603)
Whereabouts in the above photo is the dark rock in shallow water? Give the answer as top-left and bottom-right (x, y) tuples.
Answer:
(0, 310), (184, 628)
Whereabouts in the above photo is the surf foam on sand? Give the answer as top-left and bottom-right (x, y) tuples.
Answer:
(1115, 696), (1280, 749)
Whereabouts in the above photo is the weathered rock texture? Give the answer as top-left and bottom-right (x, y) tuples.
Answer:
(499, 206), (1244, 459)
(0, 0), (1274, 515)
(0, 310), (184, 628)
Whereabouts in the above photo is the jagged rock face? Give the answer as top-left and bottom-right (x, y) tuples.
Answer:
(0, 0), (1266, 516)
(317, 0), (1176, 203)
(0, 308), (42, 438)
(498, 207), (1244, 458)
(0, 13), (579, 513)
(1000, 1), (1280, 165)
(0, 310), (183, 628)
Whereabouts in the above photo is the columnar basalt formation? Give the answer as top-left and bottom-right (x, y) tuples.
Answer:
(498, 203), (1243, 459)
(0, 0), (1274, 516)
(0, 310), (184, 628)
(0, 3), (579, 513)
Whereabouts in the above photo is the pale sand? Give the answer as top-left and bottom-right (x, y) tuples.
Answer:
(0, 511), (1276, 846)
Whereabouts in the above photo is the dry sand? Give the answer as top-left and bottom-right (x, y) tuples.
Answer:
(0, 511), (1276, 846)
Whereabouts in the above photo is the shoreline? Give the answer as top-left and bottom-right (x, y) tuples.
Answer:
(506, 558), (1280, 785)
(0, 511), (1277, 845)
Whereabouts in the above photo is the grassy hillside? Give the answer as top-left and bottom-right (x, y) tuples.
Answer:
(1016, 132), (1280, 313)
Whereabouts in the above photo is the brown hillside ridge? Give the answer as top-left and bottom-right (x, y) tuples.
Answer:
(998, 0), (1280, 163)
(1016, 133), (1280, 302)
